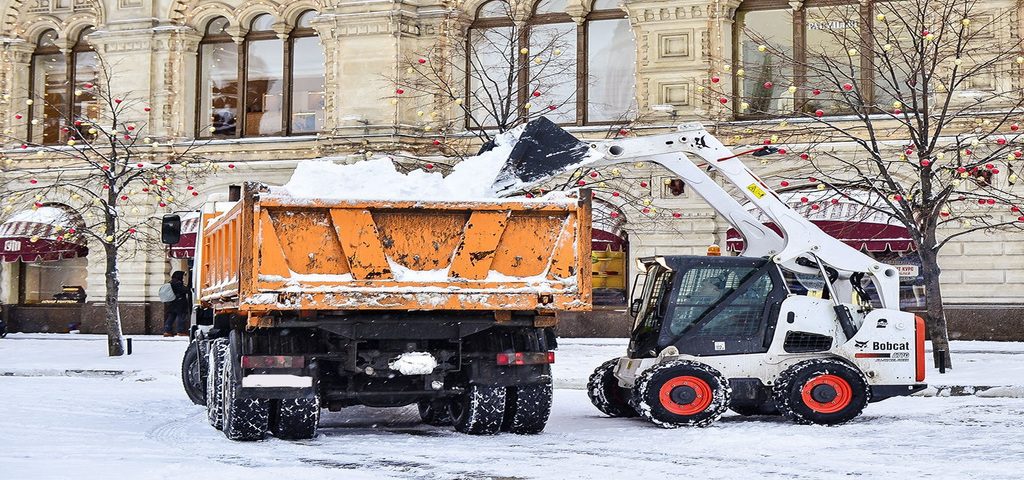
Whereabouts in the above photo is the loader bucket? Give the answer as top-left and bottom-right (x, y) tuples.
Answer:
(490, 117), (592, 196)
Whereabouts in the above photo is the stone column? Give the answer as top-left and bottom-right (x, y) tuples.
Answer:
(622, 0), (742, 119)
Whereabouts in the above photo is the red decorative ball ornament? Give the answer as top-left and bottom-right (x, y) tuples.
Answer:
(921, 29), (930, 36)
(893, 108), (902, 115)
(812, 89), (822, 96)
(14, 114), (22, 120)
(642, 207), (651, 214)
(395, 88), (404, 95)
(763, 81), (773, 89)
(144, 107), (151, 112)
(964, 149), (973, 155)
(548, 105), (557, 111)
(425, 163), (434, 169)
(799, 153), (810, 160)
(589, 172), (599, 178)
(34, 202), (43, 208)
(610, 212), (620, 219)
(150, 179), (158, 185)
(956, 166), (967, 173)
(987, 199), (997, 205)
(800, 196), (809, 203)
(619, 129), (629, 135)
(778, 148), (787, 154)
(612, 192), (620, 197)
(814, 109), (825, 117)
(159, 202), (167, 207)
(830, 198), (840, 205)
(639, 181), (648, 188)
(811, 204), (820, 210)
(84, 83), (93, 89)
(1012, 123), (1020, 131)
(187, 185), (194, 190)
(920, 159), (931, 167)
(719, 97), (729, 104)
(192, 191), (200, 197)
(905, 149), (914, 156)
(894, 194), (903, 201)
(1015, 151), (1023, 158)
(418, 58), (427, 64)
(137, 163), (144, 168)
(577, 180), (586, 186)
(1012, 206), (1021, 213)
(128, 228), (137, 234)
(780, 181), (790, 187)
(228, 163), (235, 169)
(985, 163), (994, 169)
(672, 212), (682, 218)
(126, 125), (135, 131)
(101, 165), (110, 171)
(20, 144), (28, 149)
(120, 195), (128, 201)
(997, 138), (1007, 145)
(29, 178), (37, 184)
(532, 91), (541, 97)
(940, 211), (950, 217)
(432, 140), (441, 146)
(525, 193), (534, 198)
(842, 83), (854, 91)
(711, 76), (721, 83)
(808, 177), (817, 183)
(114, 99), (122, 104)
(992, 168), (1000, 174)
(978, 199), (987, 205)
(1019, 216), (1024, 222)
(164, 165), (172, 170)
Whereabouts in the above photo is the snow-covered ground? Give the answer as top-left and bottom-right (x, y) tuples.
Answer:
(2, 334), (1024, 479)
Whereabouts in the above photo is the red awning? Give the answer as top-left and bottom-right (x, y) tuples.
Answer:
(725, 190), (916, 254)
(0, 206), (89, 262)
(168, 211), (201, 259)
(593, 228), (627, 252)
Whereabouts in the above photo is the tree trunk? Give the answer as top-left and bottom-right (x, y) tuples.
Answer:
(919, 247), (952, 369)
(104, 245), (125, 357)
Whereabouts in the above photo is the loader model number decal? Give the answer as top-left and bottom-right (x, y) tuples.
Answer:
(747, 183), (766, 199)
(854, 341), (911, 362)
(694, 136), (709, 149)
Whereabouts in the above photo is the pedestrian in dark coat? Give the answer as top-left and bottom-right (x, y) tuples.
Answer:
(162, 271), (192, 337)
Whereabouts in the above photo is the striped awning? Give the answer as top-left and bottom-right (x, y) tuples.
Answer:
(0, 206), (89, 262)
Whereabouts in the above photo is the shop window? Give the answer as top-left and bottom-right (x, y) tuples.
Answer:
(19, 257), (89, 304)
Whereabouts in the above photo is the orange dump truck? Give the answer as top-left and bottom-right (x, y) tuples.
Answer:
(170, 182), (591, 440)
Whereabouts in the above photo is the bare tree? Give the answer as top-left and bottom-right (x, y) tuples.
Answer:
(704, 0), (1024, 367)
(1, 56), (216, 356)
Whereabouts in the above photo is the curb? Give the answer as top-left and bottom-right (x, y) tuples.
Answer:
(914, 385), (1024, 398)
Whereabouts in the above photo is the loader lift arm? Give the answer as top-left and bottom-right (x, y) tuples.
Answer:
(492, 118), (901, 310)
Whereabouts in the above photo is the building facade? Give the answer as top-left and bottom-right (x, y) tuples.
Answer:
(1, 0), (1022, 339)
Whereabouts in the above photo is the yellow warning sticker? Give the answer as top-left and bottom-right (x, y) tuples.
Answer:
(747, 183), (766, 199)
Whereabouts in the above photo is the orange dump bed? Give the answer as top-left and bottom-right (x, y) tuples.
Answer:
(199, 184), (592, 313)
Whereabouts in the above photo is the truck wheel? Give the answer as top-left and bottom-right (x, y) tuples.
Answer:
(501, 384), (552, 434)
(773, 358), (870, 426)
(181, 340), (206, 406)
(271, 397), (320, 440)
(418, 399), (453, 426)
(587, 358), (638, 418)
(632, 360), (731, 428)
(449, 384), (506, 435)
(205, 339), (228, 429)
(221, 332), (270, 441)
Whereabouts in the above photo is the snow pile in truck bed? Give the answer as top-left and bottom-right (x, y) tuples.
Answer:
(282, 129), (526, 201)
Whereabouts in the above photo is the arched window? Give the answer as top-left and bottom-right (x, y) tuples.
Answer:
(29, 27), (98, 145)
(289, 11), (325, 134)
(198, 17), (238, 137)
(466, 0), (636, 128)
(198, 12), (323, 138)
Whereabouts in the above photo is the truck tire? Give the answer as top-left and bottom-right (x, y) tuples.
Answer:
(449, 384), (506, 435)
(632, 360), (731, 428)
(418, 399), (453, 426)
(587, 358), (638, 418)
(181, 340), (206, 406)
(205, 339), (228, 429)
(773, 358), (870, 426)
(221, 332), (270, 441)
(501, 384), (552, 434)
(271, 397), (320, 440)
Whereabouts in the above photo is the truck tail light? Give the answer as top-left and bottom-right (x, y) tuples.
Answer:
(241, 355), (305, 369)
(914, 316), (926, 382)
(495, 351), (555, 366)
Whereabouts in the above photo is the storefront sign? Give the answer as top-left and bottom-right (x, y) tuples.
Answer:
(2, 240), (21, 252)
(896, 264), (919, 278)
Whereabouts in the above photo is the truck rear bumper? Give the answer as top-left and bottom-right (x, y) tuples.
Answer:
(242, 374), (313, 388)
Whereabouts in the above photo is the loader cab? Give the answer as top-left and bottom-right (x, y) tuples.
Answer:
(627, 256), (788, 359)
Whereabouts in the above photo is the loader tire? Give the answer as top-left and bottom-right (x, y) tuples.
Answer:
(773, 358), (870, 426)
(449, 384), (506, 435)
(221, 331), (269, 441)
(501, 384), (552, 434)
(418, 399), (454, 427)
(205, 339), (228, 429)
(271, 397), (320, 440)
(587, 358), (638, 418)
(181, 340), (206, 406)
(632, 360), (731, 428)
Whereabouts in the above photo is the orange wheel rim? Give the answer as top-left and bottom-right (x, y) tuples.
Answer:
(658, 376), (713, 416)
(800, 374), (853, 414)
